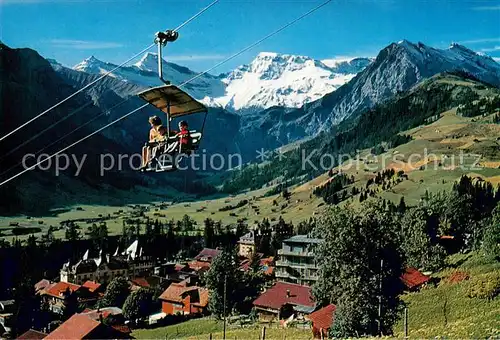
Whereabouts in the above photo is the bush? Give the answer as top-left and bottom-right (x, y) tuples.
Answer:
(11, 227), (42, 235)
(466, 271), (500, 300)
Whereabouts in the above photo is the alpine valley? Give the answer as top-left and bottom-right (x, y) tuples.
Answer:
(0, 40), (499, 215)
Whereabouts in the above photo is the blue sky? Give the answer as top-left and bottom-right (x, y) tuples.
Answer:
(1, 0), (499, 73)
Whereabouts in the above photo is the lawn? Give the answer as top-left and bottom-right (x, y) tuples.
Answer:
(131, 318), (312, 340)
(132, 318), (223, 339)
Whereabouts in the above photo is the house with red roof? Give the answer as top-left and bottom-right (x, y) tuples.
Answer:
(158, 281), (209, 316)
(401, 267), (431, 291)
(82, 280), (103, 294)
(44, 313), (129, 339)
(253, 282), (316, 322)
(307, 304), (336, 339)
(239, 256), (275, 277)
(194, 248), (221, 263)
(16, 329), (47, 339)
(34, 279), (55, 295)
(41, 281), (83, 314)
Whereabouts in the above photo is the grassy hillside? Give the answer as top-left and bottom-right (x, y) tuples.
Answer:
(220, 73), (500, 193)
(394, 252), (500, 338)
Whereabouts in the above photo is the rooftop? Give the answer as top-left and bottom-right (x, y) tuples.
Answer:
(81, 307), (123, 321)
(284, 235), (323, 244)
(44, 314), (100, 339)
(34, 279), (54, 293)
(238, 231), (258, 244)
(401, 267), (431, 289)
(45, 281), (81, 298)
(253, 281), (315, 311)
(16, 329), (47, 339)
(307, 304), (336, 330)
(159, 283), (199, 303)
(82, 280), (101, 292)
(130, 277), (150, 288)
(194, 248), (222, 262)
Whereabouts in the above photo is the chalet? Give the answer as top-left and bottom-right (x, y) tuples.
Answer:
(44, 313), (129, 339)
(42, 281), (83, 314)
(158, 281), (209, 316)
(159, 263), (201, 286)
(238, 231), (260, 258)
(186, 248), (222, 273)
(253, 282), (316, 322)
(307, 304), (336, 339)
(401, 267), (431, 291)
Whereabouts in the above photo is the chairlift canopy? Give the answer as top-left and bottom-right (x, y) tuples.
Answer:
(138, 84), (207, 118)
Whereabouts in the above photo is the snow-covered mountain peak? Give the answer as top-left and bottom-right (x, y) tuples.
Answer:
(134, 52), (160, 72)
(70, 50), (372, 114)
(238, 52), (322, 80)
(73, 55), (108, 73)
(72, 52), (225, 99)
(217, 52), (372, 112)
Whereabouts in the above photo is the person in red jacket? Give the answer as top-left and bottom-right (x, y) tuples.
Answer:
(175, 120), (192, 153)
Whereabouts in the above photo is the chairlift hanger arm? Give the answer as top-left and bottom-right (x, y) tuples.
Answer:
(155, 30), (179, 85)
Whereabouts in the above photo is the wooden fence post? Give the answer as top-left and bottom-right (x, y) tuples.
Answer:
(404, 307), (408, 338)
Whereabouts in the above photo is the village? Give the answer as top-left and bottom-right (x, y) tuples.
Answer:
(0, 226), (432, 339)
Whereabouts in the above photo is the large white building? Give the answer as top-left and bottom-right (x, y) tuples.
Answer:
(60, 240), (155, 284)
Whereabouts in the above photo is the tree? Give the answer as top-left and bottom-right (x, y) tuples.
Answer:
(204, 248), (243, 318)
(88, 222), (108, 249)
(397, 197), (406, 214)
(180, 214), (196, 234)
(401, 207), (445, 271)
(62, 287), (78, 320)
(242, 253), (265, 309)
(282, 188), (291, 200)
(236, 219), (247, 238)
(483, 203), (500, 260)
(65, 222), (80, 241)
(122, 287), (155, 321)
(203, 218), (215, 249)
(100, 277), (130, 308)
(313, 201), (404, 337)
(11, 279), (40, 336)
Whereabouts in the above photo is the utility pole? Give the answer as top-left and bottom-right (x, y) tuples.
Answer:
(378, 258), (384, 336)
(223, 274), (227, 340)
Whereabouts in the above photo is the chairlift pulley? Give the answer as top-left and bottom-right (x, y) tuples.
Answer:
(155, 30), (179, 46)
